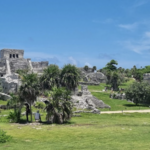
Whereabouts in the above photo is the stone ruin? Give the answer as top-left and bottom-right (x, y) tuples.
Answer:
(0, 49), (109, 113)
(143, 73), (150, 84)
(71, 85), (110, 114)
(0, 49), (48, 95)
(79, 67), (107, 85)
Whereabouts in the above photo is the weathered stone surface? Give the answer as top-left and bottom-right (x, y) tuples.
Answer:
(91, 96), (110, 108)
(0, 49), (24, 59)
(79, 67), (93, 74)
(143, 73), (150, 84)
(0, 92), (11, 100)
(86, 72), (107, 83)
(71, 85), (110, 114)
(110, 93), (126, 100)
(0, 73), (21, 94)
(79, 67), (107, 85)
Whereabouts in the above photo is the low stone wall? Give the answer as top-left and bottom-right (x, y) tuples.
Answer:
(110, 93), (126, 100)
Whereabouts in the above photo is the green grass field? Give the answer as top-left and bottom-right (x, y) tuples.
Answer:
(1, 79), (150, 150)
(92, 92), (150, 111)
(1, 113), (150, 150)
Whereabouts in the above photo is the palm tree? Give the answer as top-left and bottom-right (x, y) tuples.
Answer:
(46, 87), (72, 124)
(60, 64), (80, 91)
(19, 73), (40, 122)
(40, 64), (60, 91)
(92, 66), (97, 72)
(84, 65), (89, 71)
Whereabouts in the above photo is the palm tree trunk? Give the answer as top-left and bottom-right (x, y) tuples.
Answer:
(30, 102), (32, 122)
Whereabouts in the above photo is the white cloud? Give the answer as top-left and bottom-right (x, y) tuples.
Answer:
(118, 23), (138, 31)
(68, 56), (77, 65)
(120, 31), (150, 54)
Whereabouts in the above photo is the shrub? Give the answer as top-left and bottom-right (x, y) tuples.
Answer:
(0, 129), (12, 143)
(35, 101), (46, 109)
(44, 90), (49, 97)
(7, 109), (21, 123)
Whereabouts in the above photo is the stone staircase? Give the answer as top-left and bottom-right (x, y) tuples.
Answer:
(9, 59), (29, 73)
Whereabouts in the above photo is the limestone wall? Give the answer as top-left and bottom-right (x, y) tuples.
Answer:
(32, 61), (48, 73)
(143, 73), (150, 84)
(0, 74), (20, 94)
(0, 59), (6, 76)
(9, 59), (29, 73)
(86, 72), (107, 83)
(0, 49), (24, 59)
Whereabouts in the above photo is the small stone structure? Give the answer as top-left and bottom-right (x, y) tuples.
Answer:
(110, 93), (126, 100)
(0, 73), (22, 94)
(79, 67), (107, 85)
(71, 85), (110, 114)
(0, 49), (48, 94)
(143, 73), (150, 84)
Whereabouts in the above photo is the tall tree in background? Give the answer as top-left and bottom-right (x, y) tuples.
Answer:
(60, 64), (80, 91)
(106, 71), (124, 91)
(84, 65), (89, 71)
(92, 66), (97, 72)
(40, 64), (60, 90)
(105, 59), (118, 71)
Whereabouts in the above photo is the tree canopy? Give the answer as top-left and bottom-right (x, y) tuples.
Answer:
(105, 59), (118, 71)
(125, 81), (150, 105)
(60, 64), (80, 91)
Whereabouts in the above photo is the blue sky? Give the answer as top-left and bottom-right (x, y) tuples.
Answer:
(0, 0), (150, 69)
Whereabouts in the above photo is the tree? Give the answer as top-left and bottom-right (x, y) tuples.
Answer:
(19, 73), (40, 122)
(84, 65), (89, 71)
(106, 71), (125, 91)
(40, 64), (60, 90)
(105, 59), (118, 71)
(60, 64), (80, 91)
(125, 81), (150, 105)
(46, 87), (73, 124)
(92, 66), (97, 72)
(7, 94), (22, 123)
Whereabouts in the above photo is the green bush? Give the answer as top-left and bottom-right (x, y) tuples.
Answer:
(0, 129), (12, 143)
(35, 101), (46, 109)
(7, 109), (21, 123)
(44, 90), (49, 97)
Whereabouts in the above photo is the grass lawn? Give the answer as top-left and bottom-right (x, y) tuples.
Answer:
(1, 113), (150, 150)
(92, 92), (150, 111)
(0, 100), (7, 105)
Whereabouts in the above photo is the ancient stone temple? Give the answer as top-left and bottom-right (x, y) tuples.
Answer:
(0, 49), (48, 76)
(0, 49), (48, 94)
